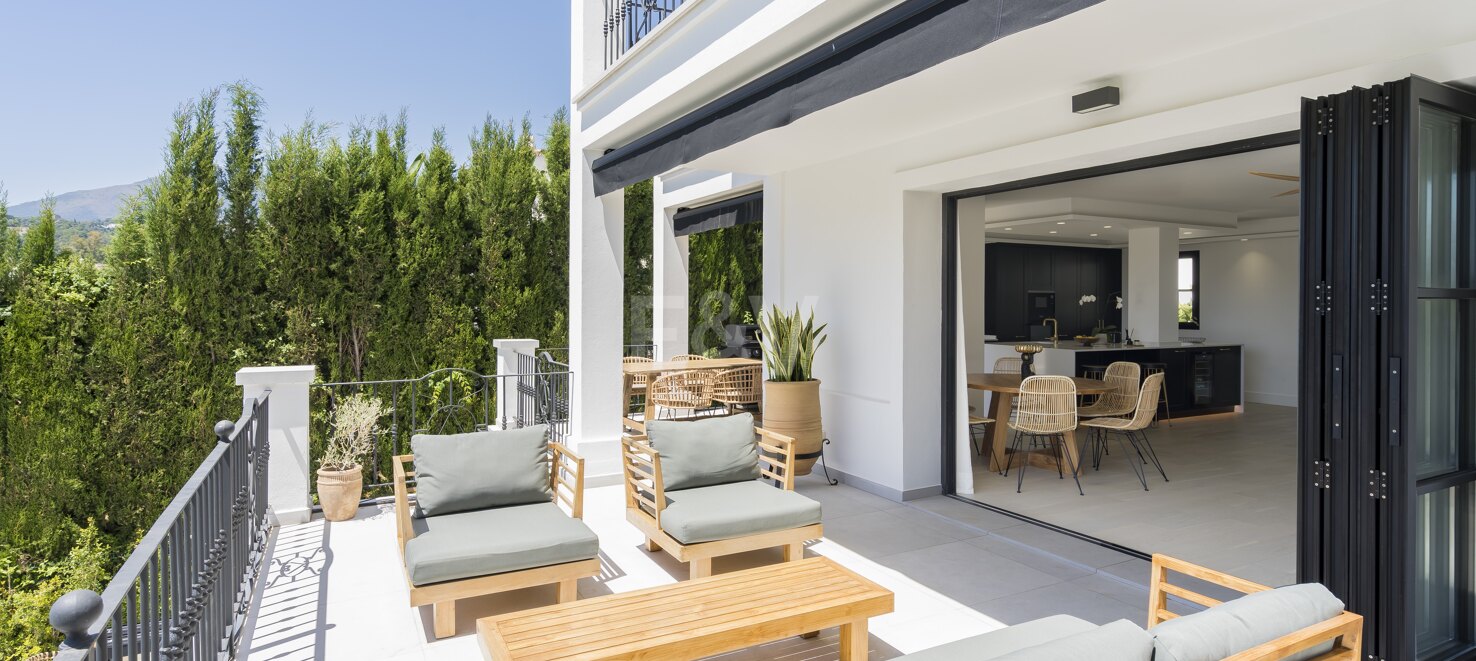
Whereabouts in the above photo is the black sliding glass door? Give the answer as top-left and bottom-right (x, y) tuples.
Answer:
(1302, 76), (1476, 660)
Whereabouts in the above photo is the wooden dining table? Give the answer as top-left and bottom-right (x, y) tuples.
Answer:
(622, 357), (762, 433)
(967, 373), (1111, 476)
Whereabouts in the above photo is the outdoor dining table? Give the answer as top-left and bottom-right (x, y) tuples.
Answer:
(622, 357), (763, 433)
(967, 373), (1111, 477)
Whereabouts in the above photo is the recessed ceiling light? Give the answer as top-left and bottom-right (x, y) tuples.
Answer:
(1048, 231), (1058, 234)
(1183, 231), (1193, 235)
(1056, 221), (1066, 225)
(1240, 238), (1248, 242)
(1090, 233), (1099, 237)
(1103, 225), (1112, 229)
(1004, 227), (1013, 231)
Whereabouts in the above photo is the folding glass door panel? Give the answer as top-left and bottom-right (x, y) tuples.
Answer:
(1302, 76), (1476, 661)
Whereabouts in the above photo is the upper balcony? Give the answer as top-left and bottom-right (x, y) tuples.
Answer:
(574, 0), (901, 150)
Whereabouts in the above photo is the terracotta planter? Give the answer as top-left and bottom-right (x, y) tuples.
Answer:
(763, 379), (824, 476)
(317, 466), (364, 522)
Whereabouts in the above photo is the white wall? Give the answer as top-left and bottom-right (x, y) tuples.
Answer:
(1191, 235), (1300, 407)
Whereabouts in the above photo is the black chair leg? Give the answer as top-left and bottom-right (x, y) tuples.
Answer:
(1052, 434), (1066, 480)
(1009, 431), (1030, 493)
(1134, 429), (1170, 482)
(1116, 431), (1149, 491)
(1057, 435), (1085, 496)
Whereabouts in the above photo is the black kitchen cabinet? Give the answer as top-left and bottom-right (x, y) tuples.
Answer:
(1160, 348), (1193, 412)
(1070, 345), (1239, 417)
(984, 244), (1121, 340)
(1210, 346), (1241, 407)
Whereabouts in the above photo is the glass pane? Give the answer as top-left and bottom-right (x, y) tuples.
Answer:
(1416, 106), (1471, 289)
(1414, 299), (1473, 479)
(1416, 484), (1476, 660)
(1178, 256), (1194, 289)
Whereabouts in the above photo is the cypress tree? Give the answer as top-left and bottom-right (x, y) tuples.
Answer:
(21, 197), (57, 271)
(260, 121), (334, 368)
(465, 116), (541, 346)
(0, 186), (19, 309)
(535, 109), (572, 348)
(222, 83), (266, 351)
(364, 115), (417, 379)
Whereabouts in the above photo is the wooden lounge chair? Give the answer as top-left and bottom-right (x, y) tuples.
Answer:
(621, 413), (823, 580)
(393, 425), (600, 639)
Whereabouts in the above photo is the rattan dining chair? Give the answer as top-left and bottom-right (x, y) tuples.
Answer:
(1006, 375), (1083, 495)
(669, 354), (707, 362)
(623, 356), (654, 414)
(1077, 361), (1141, 419)
(712, 365), (762, 416)
(648, 370), (718, 419)
(992, 356), (1023, 374)
(1081, 373), (1170, 490)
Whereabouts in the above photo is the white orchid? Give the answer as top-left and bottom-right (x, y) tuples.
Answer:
(1079, 294), (1097, 305)
(1115, 295), (1124, 310)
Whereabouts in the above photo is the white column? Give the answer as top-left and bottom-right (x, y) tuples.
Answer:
(652, 185), (690, 361)
(236, 365), (316, 526)
(761, 174), (785, 319)
(1126, 226), (1180, 343)
(569, 143), (625, 455)
(492, 339), (539, 427)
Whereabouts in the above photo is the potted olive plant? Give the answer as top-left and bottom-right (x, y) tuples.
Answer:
(758, 304), (828, 475)
(318, 393), (385, 522)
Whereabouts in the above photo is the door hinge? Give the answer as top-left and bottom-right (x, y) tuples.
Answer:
(1371, 93), (1392, 126)
(1316, 105), (1335, 135)
(1369, 279), (1388, 315)
(1368, 470), (1388, 500)
(1313, 460), (1332, 490)
(1314, 282), (1330, 316)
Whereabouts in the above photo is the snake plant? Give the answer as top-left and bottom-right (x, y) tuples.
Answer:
(758, 304), (828, 382)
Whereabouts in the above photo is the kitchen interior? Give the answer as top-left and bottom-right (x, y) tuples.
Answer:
(954, 145), (1301, 585)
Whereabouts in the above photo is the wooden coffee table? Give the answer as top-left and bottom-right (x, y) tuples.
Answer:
(477, 556), (893, 660)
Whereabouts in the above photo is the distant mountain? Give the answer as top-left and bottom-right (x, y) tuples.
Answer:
(9, 179), (153, 222)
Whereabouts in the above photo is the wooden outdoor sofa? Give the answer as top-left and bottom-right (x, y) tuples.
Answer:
(393, 427), (600, 639)
(895, 553), (1363, 660)
(621, 414), (824, 580)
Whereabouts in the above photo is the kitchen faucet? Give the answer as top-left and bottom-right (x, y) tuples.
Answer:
(1043, 317), (1059, 345)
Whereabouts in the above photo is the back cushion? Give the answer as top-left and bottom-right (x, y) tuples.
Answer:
(646, 413), (761, 491)
(411, 425), (550, 517)
(1151, 583), (1345, 661)
(994, 619), (1153, 660)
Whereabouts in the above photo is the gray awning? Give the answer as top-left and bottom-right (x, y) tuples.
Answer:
(591, 0), (1104, 196)
(672, 191), (762, 237)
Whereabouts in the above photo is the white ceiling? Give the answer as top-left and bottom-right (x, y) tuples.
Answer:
(959, 145), (1301, 246)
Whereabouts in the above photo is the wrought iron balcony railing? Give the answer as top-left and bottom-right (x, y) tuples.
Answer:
(604, 0), (685, 68)
(50, 394), (273, 660)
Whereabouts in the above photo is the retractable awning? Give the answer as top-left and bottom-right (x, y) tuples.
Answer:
(672, 191), (762, 236)
(590, 0), (1104, 195)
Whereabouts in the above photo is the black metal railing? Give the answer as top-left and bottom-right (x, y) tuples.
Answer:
(538, 345), (655, 363)
(51, 394), (273, 660)
(311, 366), (573, 501)
(604, 0), (684, 68)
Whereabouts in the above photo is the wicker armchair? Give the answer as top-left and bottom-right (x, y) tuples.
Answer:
(623, 356), (654, 414)
(712, 365), (762, 415)
(1078, 361), (1141, 419)
(649, 370), (718, 418)
(1006, 375), (1083, 495)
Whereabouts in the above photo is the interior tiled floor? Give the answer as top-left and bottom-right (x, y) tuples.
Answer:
(960, 402), (1297, 586)
(240, 474), (1157, 660)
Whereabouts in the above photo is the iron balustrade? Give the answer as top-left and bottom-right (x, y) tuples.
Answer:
(311, 366), (572, 501)
(50, 393), (273, 661)
(604, 0), (684, 68)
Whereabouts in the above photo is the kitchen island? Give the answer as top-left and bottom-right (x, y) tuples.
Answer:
(982, 341), (1243, 416)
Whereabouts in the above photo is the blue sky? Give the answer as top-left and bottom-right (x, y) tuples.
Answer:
(0, 1), (571, 204)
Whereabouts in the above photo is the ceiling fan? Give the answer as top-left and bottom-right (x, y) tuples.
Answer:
(1249, 171), (1300, 198)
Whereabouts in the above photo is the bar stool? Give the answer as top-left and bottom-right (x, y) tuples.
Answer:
(1080, 364), (1109, 406)
(1139, 362), (1173, 427)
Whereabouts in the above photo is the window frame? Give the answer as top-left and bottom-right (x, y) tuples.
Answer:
(1178, 250), (1201, 330)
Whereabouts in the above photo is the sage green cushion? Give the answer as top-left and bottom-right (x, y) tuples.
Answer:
(894, 615), (1097, 660)
(411, 425), (550, 517)
(403, 502), (598, 586)
(646, 413), (760, 491)
(657, 480), (821, 545)
(994, 619), (1153, 660)
(1151, 583), (1344, 661)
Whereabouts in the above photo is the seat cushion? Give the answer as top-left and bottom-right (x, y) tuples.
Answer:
(658, 480), (821, 545)
(411, 425), (550, 517)
(1151, 583), (1345, 661)
(646, 413), (760, 491)
(994, 619), (1153, 660)
(403, 502), (598, 586)
(895, 615), (1098, 660)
